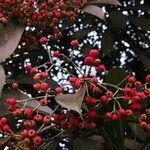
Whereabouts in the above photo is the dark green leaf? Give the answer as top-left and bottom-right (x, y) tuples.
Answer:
(101, 30), (116, 54)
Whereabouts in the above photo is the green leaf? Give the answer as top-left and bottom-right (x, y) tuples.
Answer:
(105, 67), (127, 87)
(109, 12), (127, 31)
(129, 17), (150, 31)
(101, 30), (116, 55)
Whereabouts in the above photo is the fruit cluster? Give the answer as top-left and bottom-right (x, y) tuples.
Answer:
(1, 38), (150, 149)
(0, 0), (86, 39)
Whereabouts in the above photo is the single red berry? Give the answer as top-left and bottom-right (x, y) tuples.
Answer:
(24, 108), (33, 118)
(28, 129), (37, 138)
(139, 114), (147, 120)
(100, 95), (109, 104)
(33, 135), (43, 145)
(146, 74), (150, 84)
(118, 108), (126, 116)
(130, 103), (141, 111)
(3, 125), (10, 132)
(79, 122), (85, 129)
(11, 82), (19, 90)
(71, 40), (79, 48)
(132, 95), (140, 103)
(125, 109), (133, 117)
(105, 112), (112, 119)
(21, 130), (28, 139)
(134, 81), (142, 88)
(97, 65), (105, 73)
(106, 91), (113, 98)
(6, 98), (17, 105)
(30, 68), (37, 74)
(40, 82), (49, 91)
(69, 77), (77, 84)
(61, 121), (69, 129)
(84, 56), (94, 66)
(139, 121), (147, 128)
(40, 98), (48, 106)
(1, 117), (7, 125)
(128, 76), (136, 83)
(13, 109), (23, 117)
(94, 59), (101, 66)
(111, 114), (118, 120)
(43, 115), (51, 125)
(74, 80), (81, 89)
(55, 87), (63, 94)
(88, 111), (98, 120)
(70, 117), (79, 128)
(33, 115), (43, 122)
(89, 49), (99, 59)
(40, 37), (48, 45)
(53, 50), (60, 57)
(90, 77), (98, 83)
(33, 83), (41, 91)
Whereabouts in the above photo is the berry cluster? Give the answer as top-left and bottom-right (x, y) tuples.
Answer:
(0, 0), (86, 39)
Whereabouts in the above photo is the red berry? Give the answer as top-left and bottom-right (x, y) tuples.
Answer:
(140, 114), (147, 120)
(118, 108), (126, 116)
(100, 95), (109, 104)
(3, 125), (10, 132)
(70, 117), (79, 128)
(94, 59), (101, 66)
(24, 108), (33, 118)
(71, 40), (78, 48)
(11, 82), (19, 90)
(40, 37), (48, 45)
(30, 68), (37, 74)
(128, 76), (136, 83)
(89, 49), (99, 59)
(105, 112), (112, 119)
(69, 77), (77, 84)
(43, 115), (51, 125)
(53, 50), (60, 57)
(88, 111), (98, 119)
(74, 80), (81, 89)
(90, 77), (98, 83)
(40, 82), (49, 91)
(106, 91), (113, 98)
(139, 121), (147, 128)
(33, 115), (43, 122)
(55, 87), (63, 94)
(33, 83), (41, 91)
(130, 103), (141, 111)
(40, 98), (48, 106)
(1, 117), (7, 125)
(21, 130), (28, 139)
(97, 65), (105, 73)
(61, 121), (69, 129)
(33, 136), (42, 145)
(84, 56), (94, 66)
(125, 109), (133, 117)
(6, 98), (17, 105)
(112, 114), (118, 120)
(28, 129), (37, 138)
(146, 74), (150, 84)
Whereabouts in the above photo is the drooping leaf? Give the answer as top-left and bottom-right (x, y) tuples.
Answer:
(88, 0), (122, 6)
(0, 66), (5, 96)
(73, 136), (104, 150)
(0, 19), (24, 63)
(83, 5), (105, 21)
(55, 83), (87, 114)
